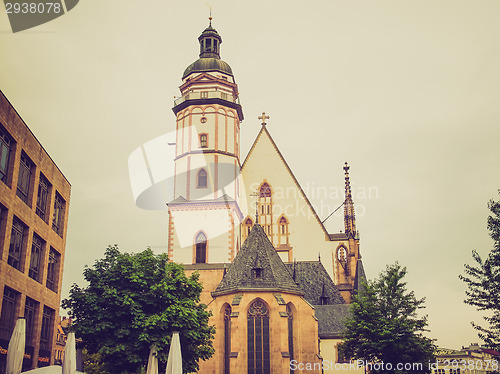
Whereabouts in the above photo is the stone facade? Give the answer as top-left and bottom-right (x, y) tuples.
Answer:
(0, 90), (70, 371)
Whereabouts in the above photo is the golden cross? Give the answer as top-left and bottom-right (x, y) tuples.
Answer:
(258, 112), (270, 125)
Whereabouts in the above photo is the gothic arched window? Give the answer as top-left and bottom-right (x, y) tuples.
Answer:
(278, 215), (289, 246)
(258, 182), (273, 243)
(195, 232), (207, 263)
(247, 299), (270, 374)
(242, 217), (254, 243)
(287, 304), (294, 373)
(197, 168), (208, 188)
(224, 305), (231, 374)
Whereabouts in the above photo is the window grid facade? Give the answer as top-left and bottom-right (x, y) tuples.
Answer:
(8, 217), (26, 270)
(0, 287), (18, 341)
(36, 174), (50, 221)
(17, 152), (33, 205)
(39, 306), (54, 352)
(24, 297), (38, 346)
(46, 247), (60, 292)
(29, 234), (44, 282)
(52, 192), (65, 237)
(0, 126), (11, 184)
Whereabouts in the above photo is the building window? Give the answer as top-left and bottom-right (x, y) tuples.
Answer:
(36, 174), (51, 221)
(24, 297), (38, 346)
(197, 168), (208, 188)
(242, 217), (254, 243)
(259, 182), (273, 244)
(17, 152), (33, 205)
(29, 234), (44, 282)
(247, 299), (270, 374)
(0, 126), (12, 184)
(0, 287), (18, 341)
(435, 370), (445, 374)
(40, 306), (54, 351)
(224, 305), (231, 374)
(52, 192), (65, 237)
(201, 91), (208, 98)
(450, 369), (460, 374)
(8, 217), (26, 271)
(46, 247), (60, 292)
(200, 134), (208, 148)
(195, 232), (207, 264)
(278, 216), (289, 246)
(287, 304), (294, 373)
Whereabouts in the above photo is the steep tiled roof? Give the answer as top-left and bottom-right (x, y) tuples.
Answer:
(353, 259), (366, 295)
(315, 304), (351, 339)
(212, 224), (303, 296)
(284, 261), (345, 305)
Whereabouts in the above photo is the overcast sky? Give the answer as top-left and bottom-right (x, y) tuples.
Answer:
(1, 0), (500, 350)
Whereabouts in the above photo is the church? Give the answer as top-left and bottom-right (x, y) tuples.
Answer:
(166, 18), (366, 374)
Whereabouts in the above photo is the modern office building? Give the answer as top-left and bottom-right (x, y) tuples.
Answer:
(0, 90), (70, 371)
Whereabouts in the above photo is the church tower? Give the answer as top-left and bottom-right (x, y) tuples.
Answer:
(334, 163), (363, 303)
(168, 18), (245, 264)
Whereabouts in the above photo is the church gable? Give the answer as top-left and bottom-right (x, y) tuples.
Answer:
(241, 126), (336, 268)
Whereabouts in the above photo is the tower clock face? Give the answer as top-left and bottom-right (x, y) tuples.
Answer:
(337, 247), (347, 262)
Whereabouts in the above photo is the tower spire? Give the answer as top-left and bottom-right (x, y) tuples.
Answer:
(343, 162), (356, 238)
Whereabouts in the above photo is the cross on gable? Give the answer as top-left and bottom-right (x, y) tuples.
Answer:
(258, 112), (270, 125)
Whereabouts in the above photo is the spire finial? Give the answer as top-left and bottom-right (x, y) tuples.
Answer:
(209, 7), (212, 26)
(258, 112), (270, 126)
(250, 192), (259, 224)
(343, 162), (356, 238)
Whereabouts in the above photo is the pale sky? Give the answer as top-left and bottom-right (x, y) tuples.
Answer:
(1, 0), (500, 350)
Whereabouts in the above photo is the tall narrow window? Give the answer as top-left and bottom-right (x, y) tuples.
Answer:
(0, 287), (18, 341)
(195, 232), (207, 263)
(46, 247), (60, 292)
(277, 216), (290, 246)
(200, 134), (208, 148)
(29, 234), (44, 282)
(0, 126), (12, 184)
(52, 192), (65, 237)
(242, 217), (254, 243)
(287, 304), (294, 373)
(259, 182), (273, 244)
(24, 297), (38, 346)
(8, 217), (26, 270)
(17, 152), (33, 205)
(36, 174), (50, 221)
(224, 306), (231, 374)
(40, 306), (54, 352)
(247, 300), (270, 374)
(197, 168), (208, 188)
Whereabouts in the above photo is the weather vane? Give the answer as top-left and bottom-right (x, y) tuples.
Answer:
(250, 191), (260, 223)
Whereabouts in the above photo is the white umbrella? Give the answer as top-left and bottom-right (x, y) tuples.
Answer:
(23, 366), (85, 374)
(165, 332), (182, 374)
(146, 345), (158, 374)
(6, 317), (25, 374)
(62, 332), (76, 374)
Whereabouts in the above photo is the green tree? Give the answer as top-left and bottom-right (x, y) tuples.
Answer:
(339, 263), (435, 374)
(61, 246), (215, 373)
(460, 192), (500, 350)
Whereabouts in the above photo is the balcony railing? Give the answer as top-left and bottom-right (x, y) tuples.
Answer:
(173, 91), (240, 107)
